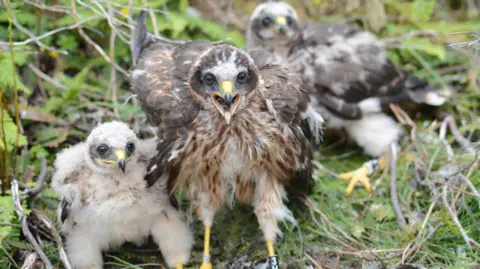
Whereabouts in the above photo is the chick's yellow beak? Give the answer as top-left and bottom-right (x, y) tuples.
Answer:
(276, 16), (286, 26)
(211, 80), (242, 125)
(116, 149), (126, 173)
(276, 16), (287, 33)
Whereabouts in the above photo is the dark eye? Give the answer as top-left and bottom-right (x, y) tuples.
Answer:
(237, 72), (247, 84)
(286, 16), (293, 26)
(96, 144), (109, 155)
(203, 73), (216, 86)
(262, 17), (273, 27)
(126, 142), (135, 156)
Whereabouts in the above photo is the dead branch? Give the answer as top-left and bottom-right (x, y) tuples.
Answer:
(30, 211), (72, 269)
(27, 63), (68, 90)
(11, 13), (101, 50)
(70, 0), (129, 77)
(10, 12), (67, 55)
(22, 156), (48, 198)
(11, 180), (54, 269)
(390, 143), (407, 229)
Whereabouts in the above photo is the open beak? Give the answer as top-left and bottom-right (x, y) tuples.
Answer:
(276, 16), (287, 34)
(211, 80), (242, 124)
(116, 149), (126, 173)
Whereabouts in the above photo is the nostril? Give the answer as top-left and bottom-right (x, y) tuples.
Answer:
(215, 96), (225, 105)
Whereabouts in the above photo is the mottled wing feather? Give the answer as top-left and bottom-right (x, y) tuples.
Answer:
(291, 21), (442, 119)
(60, 198), (71, 223)
(250, 48), (316, 197)
(131, 13), (215, 188)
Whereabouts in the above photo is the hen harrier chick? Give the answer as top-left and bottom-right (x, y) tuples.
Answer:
(51, 121), (193, 269)
(130, 11), (323, 269)
(246, 0), (450, 196)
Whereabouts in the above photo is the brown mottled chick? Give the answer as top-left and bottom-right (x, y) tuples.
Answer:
(130, 11), (323, 269)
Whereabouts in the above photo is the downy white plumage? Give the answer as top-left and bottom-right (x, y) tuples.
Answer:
(51, 121), (192, 269)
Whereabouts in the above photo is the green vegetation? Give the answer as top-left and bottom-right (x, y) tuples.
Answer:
(1, 0), (479, 268)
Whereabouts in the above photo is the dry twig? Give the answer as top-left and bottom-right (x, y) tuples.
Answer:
(22, 156), (48, 198)
(30, 211), (72, 269)
(70, 0), (128, 76)
(389, 143), (407, 229)
(27, 63), (68, 90)
(11, 180), (54, 269)
(20, 252), (39, 269)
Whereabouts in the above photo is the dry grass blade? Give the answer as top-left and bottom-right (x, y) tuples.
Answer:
(401, 196), (440, 263)
(389, 143), (407, 229)
(304, 198), (361, 248)
(441, 184), (480, 249)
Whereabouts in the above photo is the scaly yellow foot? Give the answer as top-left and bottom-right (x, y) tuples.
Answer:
(200, 262), (212, 269)
(338, 159), (381, 196)
(175, 264), (183, 269)
(200, 226), (212, 269)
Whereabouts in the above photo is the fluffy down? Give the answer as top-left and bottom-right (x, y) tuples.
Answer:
(51, 121), (193, 269)
(344, 113), (403, 157)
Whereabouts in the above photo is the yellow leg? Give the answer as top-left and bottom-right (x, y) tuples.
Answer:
(199, 226), (212, 269)
(267, 240), (275, 256)
(175, 264), (183, 269)
(266, 240), (279, 269)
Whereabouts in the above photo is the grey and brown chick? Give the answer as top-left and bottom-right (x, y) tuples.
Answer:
(246, 0), (450, 196)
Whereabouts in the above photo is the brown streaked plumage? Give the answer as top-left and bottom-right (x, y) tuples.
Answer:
(130, 11), (323, 267)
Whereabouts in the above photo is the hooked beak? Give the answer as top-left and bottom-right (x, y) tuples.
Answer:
(211, 80), (242, 124)
(116, 149), (126, 173)
(276, 16), (287, 34)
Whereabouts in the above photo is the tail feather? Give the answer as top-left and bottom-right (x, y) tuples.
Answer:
(131, 11), (148, 66)
(403, 75), (450, 106)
